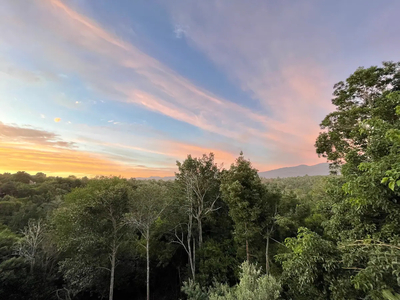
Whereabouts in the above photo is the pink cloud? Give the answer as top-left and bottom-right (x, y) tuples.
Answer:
(1, 0), (329, 169)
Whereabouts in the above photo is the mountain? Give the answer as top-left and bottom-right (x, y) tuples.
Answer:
(137, 163), (330, 180)
(258, 163), (330, 179)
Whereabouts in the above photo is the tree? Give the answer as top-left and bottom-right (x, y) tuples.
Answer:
(209, 262), (281, 300)
(311, 61), (400, 298)
(125, 180), (170, 300)
(182, 261), (282, 300)
(315, 61), (400, 171)
(14, 219), (45, 273)
(277, 228), (342, 299)
(175, 153), (221, 280)
(13, 171), (32, 184)
(221, 152), (279, 272)
(53, 177), (132, 300)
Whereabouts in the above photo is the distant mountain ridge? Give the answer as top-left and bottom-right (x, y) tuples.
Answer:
(137, 163), (330, 180)
(258, 163), (330, 179)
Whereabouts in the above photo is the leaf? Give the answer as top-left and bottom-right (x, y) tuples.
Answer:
(397, 180), (400, 187)
(389, 181), (395, 191)
(381, 177), (389, 184)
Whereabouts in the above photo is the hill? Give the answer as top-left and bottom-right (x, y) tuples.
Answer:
(258, 163), (330, 178)
(136, 163), (330, 180)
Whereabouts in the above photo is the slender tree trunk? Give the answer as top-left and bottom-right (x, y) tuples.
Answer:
(193, 238), (196, 281)
(187, 199), (196, 281)
(146, 229), (150, 300)
(246, 239), (250, 263)
(30, 258), (34, 274)
(198, 219), (203, 249)
(187, 222), (195, 280)
(245, 222), (250, 262)
(266, 235), (270, 275)
(109, 247), (116, 300)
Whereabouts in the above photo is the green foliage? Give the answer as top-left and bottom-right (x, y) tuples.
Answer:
(182, 280), (209, 300)
(6, 67), (400, 300)
(209, 262), (281, 300)
(383, 290), (400, 300)
(220, 153), (268, 259)
(310, 61), (400, 298)
(183, 262), (281, 300)
(53, 177), (134, 297)
(277, 228), (340, 299)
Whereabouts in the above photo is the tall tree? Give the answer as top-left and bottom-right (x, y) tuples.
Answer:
(53, 177), (132, 300)
(221, 152), (266, 264)
(126, 181), (170, 300)
(14, 219), (45, 273)
(175, 153), (221, 280)
(277, 62), (400, 299)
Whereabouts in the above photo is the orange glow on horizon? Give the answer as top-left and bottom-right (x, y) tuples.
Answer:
(0, 142), (175, 178)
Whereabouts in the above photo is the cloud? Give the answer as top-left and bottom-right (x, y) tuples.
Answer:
(162, 0), (337, 161)
(0, 142), (174, 178)
(0, 121), (282, 177)
(25, 0), (271, 141)
(54, 117), (61, 122)
(0, 55), (58, 83)
(0, 0), (328, 168)
(174, 24), (189, 38)
(0, 121), (74, 148)
(40, 114), (45, 119)
(0, 122), (174, 177)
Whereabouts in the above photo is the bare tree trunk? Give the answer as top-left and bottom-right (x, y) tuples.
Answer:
(245, 222), (250, 262)
(146, 228), (150, 300)
(193, 238), (196, 281)
(246, 239), (250, 263)
(266, 235), (270, 275)
(187, 218), (195, 281)
(109, 247), (116, 300)
(187, 195), (196, 281)
(198, 219), (203, 249)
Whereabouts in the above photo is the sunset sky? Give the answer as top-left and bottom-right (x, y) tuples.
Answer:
(0, 0), (399, 178)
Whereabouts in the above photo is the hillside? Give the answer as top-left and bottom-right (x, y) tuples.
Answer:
(137, 163), (330, 180)
(258, 163), (330, 178)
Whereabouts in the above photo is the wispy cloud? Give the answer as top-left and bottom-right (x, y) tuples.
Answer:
(0, 122), (174, 177)
(0, 121), (74, 148)
(0, 122), (238, 177)
(174, 24), (189, 38)
(0, 0), (330, 172)
(164, 0), (339, 161)
(0, 143), (174, 178)
(2, 0), (273, 142)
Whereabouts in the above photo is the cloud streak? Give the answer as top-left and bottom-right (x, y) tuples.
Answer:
(0, 122), (74, 148)
(0, 0), (334, 175)
(0, 122), (240, 177)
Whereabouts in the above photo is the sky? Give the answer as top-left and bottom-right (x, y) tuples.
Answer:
(0, 0), (399, 178)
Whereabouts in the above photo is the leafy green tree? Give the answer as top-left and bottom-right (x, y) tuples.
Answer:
(13, 171), (32, 184)
(126, 180), (170, 300)
(221, 152), (280, 273)
(315, 61), (400, 170)
(182, 262), (281, 300)
(312, 61), (400, 298)
(175, 153), (221, 281)
(53, 177), (133, 300)
(277, 228), (344, 299)
(220, 153), (263, 262)
(209, 262), (281, 300)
